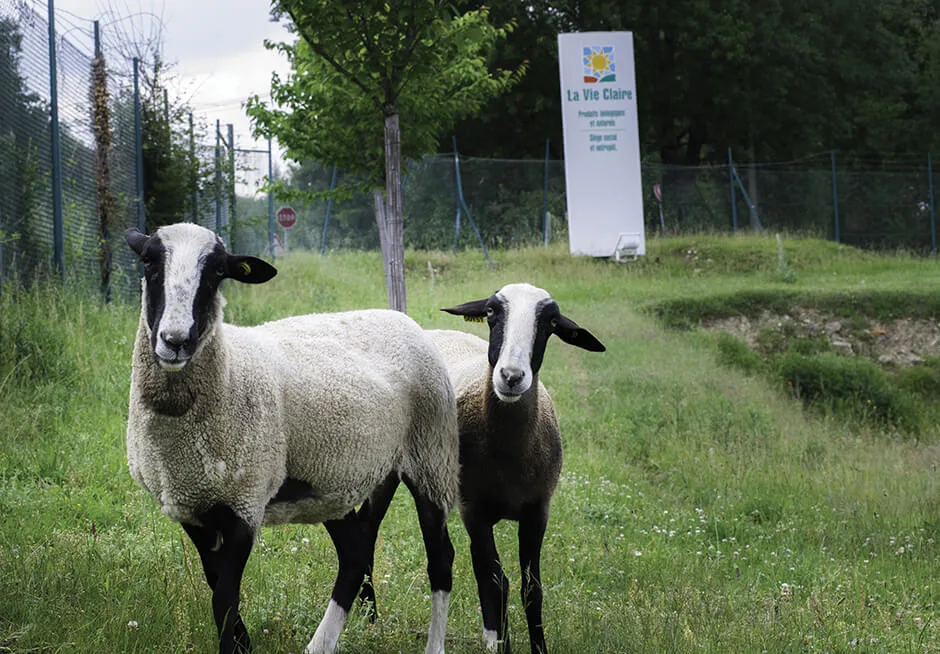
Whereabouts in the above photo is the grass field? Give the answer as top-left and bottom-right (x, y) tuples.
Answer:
(1, 234), (938, 653)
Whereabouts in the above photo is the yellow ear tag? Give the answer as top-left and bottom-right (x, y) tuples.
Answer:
(239, 261), (252, 276)
(464, 316), (486, 323)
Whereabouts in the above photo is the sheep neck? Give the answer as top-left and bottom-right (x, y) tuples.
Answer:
(133, 313), (227, 418)
(482, 372), (540, 433)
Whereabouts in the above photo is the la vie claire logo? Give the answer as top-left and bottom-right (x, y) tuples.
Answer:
(566, 45), (633, 102)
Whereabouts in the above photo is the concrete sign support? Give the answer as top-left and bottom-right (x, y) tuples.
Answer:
(558, 32), (645, 258)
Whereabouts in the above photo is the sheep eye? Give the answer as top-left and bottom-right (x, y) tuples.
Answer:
(215, 265), (227, 278)
(485, 306), (495, 318)
(141, 257), (151, 266)
(550, 318), (558, 328)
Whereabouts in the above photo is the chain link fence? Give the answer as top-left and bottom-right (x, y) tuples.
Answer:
(0, 2), (937, 300)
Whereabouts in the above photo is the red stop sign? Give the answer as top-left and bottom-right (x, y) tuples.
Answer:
(276, 206), (297, 229)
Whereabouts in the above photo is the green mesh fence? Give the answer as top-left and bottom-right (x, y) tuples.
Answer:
(0, 0), (937, 298)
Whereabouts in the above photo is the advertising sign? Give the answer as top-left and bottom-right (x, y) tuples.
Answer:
(558, 32), (645, 257)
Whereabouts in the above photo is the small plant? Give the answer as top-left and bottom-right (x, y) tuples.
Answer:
(714, 332), (762, 375)
(774, 233), (797, 283)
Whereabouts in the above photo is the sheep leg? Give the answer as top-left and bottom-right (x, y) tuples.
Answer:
(182, 505), (254, 654)
(403, 475), (454, 654)
(518, 504), (549, 654)
(465, 510), (512, 654)
(306, 510), (369, 654)
(355, 472), (401, 621)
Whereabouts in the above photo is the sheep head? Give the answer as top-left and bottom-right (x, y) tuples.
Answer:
(442, 283), (605, 402)
(125, 223), (277, 371)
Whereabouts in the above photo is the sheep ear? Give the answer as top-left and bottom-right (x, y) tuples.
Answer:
(125, 228), (149, 256)
(441, 299), (488, 322)
(553, 314), (606, 352)
(226, 255), (278, 284)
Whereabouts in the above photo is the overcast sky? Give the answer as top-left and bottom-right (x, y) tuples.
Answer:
(55, 0), (291, 152)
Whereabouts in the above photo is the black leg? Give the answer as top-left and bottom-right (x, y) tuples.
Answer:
(464, 508), (511, 653)
(324, 510), (371, 612)
(305, 511), (370, 653)
(356, 473), (400, 620)
(182, 505), (255, 654)
(518, 503), (549, 654)
(403, 475), (455, 654)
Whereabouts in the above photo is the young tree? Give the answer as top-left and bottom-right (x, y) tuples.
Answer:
(250, 1), (524, 312)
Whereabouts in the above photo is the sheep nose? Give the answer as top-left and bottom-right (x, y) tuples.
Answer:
(500, 367), (525, 389)
(160, 329), (187, 352)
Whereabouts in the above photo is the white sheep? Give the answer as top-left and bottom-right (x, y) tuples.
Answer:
(359, 283), (605, 654)
(124, 223), (459, 654)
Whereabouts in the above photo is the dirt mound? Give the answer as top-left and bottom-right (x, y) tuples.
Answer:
(705, 309), (940, 366)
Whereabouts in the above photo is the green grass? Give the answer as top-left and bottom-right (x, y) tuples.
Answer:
(1, 233), (939, 652)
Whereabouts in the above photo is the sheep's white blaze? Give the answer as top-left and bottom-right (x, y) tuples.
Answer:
(152, 224), (216, 368)
(306, 599), (347, 654)
(426, 590), (450, 654)
(491, 283), (551, 402)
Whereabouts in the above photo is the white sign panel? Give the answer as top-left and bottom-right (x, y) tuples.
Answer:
(558, 32), (645, 257)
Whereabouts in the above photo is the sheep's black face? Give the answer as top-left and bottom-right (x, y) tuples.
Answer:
(126, 224), (277, 372)
(443, 283), (606, 403)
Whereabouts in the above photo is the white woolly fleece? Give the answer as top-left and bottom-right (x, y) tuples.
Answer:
(127, 308), (460, 531)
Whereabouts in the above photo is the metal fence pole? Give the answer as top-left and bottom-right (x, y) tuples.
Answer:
(267, 136), (275, 260)
(319, 166), (338, 255)
(542, 139), (550, 246)
(227, 123), (235, 252)
(929, 153), (936, 256)
(132, 58), (145, 236)
(452, 136), (493, 266)
(214, 119), (222, 238)
(189, 112), (198, 223)
(831, 150), (840, 243)
(48, 0), (65, 275)
(727, 147), (738, 232)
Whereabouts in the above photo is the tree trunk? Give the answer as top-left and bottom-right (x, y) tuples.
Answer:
(383, 111), (406, 313)
(373, 188), (394, 306)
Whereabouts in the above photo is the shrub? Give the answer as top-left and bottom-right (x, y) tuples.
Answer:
(775, 352), (925, 433)
(714, 332), (762, 375)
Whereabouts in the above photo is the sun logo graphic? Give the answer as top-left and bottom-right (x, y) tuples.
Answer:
(583, 46), (616, 83)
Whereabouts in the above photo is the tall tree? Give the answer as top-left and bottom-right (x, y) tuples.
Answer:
(253, 1), (522, 312)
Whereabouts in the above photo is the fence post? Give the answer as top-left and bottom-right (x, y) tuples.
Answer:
(542, 139), (550, 246)
(267, 136), (275, 260)
(133, 57), (145, 235)
(189, 112), (198, 223)
(320, 166), (338, 255)
(214, 119), (222, 239)
(227, 123), (236, 252)
(727, 147), (738, 232)
(831, 150), (840, 243)
(929, 153), (936, 257)
(452, 136), (493, 266)
(48, 0), (65, 275)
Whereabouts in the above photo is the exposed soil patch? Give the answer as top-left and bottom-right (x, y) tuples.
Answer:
(704, 309), (940, 366)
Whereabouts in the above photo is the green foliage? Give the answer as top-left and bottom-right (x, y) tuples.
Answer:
(450, 0), (940, 163)
(713, 332), (762, 375)
(251, 2), (525, 194)
(0, 282), (74, 385)
(776, 352), (926, 431)
(138, 60), (213, 232)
